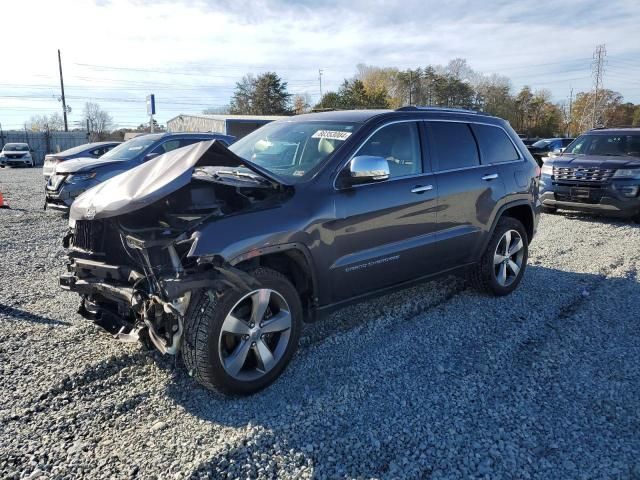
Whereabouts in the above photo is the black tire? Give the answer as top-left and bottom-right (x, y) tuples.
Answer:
(182, 267), (302, 395)
(541, 205), (558, 214)
(469, 217), (529, 296)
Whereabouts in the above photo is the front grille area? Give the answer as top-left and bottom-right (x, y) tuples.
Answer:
(73, 220), (105, 252)
(554, 190), (605, 204)
(553, 166), (615, 183)
(6, 153), (25, 159)
(72, 220), (139, 268)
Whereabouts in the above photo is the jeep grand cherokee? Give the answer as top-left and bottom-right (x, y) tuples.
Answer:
(60, 107), (540, 395)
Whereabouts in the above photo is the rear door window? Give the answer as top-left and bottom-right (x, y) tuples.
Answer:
(428, 122), (479, 172)
(471, 124), (520, 164)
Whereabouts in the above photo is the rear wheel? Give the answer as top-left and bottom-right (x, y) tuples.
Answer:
(182, 267), (302, 395)
(470, 217), (528, 296)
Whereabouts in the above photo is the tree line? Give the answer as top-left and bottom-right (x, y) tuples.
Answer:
(224, 58), (640, 137)
(24, 58), (640, 139)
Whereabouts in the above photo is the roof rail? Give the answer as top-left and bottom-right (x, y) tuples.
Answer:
(396, 106), (483, 115)
(590, 125), (639, 130)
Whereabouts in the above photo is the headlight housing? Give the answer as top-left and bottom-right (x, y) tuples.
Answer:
(613, 168), (640, 179)
(541, 164), (553, 175)
(65, 172), (97, 184)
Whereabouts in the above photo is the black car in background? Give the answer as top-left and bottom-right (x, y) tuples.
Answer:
(45, 132), (234, 213)
(528, 138), (575, 165)
(540, 128), (640, 219)
(60, 107), (540, 395)
(43, 141), (121, 179)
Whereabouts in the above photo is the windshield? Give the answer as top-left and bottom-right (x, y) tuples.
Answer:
(101, 136), (159, 161)
(532, 139), (552, 148)
(564, 134), (640, 157)
(228, 121), (360, 182)
(3, 143), (29, 152)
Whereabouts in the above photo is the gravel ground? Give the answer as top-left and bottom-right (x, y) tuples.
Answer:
(1, 167), (640, 480)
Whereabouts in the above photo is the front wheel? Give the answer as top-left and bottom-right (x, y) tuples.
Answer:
(182, 267), (302, 395)
(470, 217), (529, 296)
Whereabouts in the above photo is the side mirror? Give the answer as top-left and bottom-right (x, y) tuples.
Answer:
(342, 156), (390, 186)
(144, 152), (160, 161)
(553, 148), (565, 154)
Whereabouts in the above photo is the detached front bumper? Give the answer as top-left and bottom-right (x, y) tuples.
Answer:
(540, 175), (640, 218)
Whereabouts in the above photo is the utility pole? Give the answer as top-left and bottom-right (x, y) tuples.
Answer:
(567, 87), (573, 137)
(58, 49), (69, 132)
(591, 44), (606, 128)
(318, 69), (323, 108)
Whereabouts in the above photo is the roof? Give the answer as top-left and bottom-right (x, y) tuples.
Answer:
(167, 113), (290, 123)
(289, 109), (392, 123)
(287, 107), (501, 124)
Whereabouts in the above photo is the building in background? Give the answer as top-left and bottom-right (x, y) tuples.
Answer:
(167, 114), (289, 138)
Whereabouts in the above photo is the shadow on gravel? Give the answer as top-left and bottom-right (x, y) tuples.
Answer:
(159, 265), (640, 478)
(548, 210), (640, 227)
(0, 303), (72, 326)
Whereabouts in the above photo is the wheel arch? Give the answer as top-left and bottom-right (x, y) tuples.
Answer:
(230, 243), (318, 321)
(485, 201), (536, 251)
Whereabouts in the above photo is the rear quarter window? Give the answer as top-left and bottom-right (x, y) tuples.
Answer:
(428, 121), (479, 171)
(471, 124), (520, 164)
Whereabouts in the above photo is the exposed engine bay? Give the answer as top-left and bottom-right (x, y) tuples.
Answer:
(60, 141), (291, 354)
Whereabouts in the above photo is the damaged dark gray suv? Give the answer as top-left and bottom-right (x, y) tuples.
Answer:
(60, 107), (540, 395)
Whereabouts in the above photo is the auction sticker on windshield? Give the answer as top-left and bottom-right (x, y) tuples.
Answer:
(312, 130), (352, 141)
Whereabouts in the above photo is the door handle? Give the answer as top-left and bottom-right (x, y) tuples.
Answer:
(482, 173), (499, 181)
(411, 185), (433, 194)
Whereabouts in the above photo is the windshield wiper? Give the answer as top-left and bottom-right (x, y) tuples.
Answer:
(211, 168), (272, 186)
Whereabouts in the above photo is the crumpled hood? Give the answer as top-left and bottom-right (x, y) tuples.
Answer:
(55, 156), (129, 174)
(70, 139), (286, 221)
(551, 154), (640, 169)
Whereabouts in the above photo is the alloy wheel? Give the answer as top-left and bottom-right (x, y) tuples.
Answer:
(218, 288), (292, 381)
(493, 229), (525, 287)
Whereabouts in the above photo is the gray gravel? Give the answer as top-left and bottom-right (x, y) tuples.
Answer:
(1, 167), (640, 479)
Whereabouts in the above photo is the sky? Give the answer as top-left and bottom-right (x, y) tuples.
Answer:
(1, 0), (639, 131)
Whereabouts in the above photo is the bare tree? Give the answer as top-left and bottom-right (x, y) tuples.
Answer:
(293, 94), (311, 114)
(47, 112), (65, 131)
(27, 113), (65, 131)
(82, 102), (113, 140)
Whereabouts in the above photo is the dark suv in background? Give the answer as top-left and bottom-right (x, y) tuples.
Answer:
(527, 137), (575, 165)
(45, 132), (234, 213)
(60, 107), (540, 395)
(540, 128), (640, 219)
